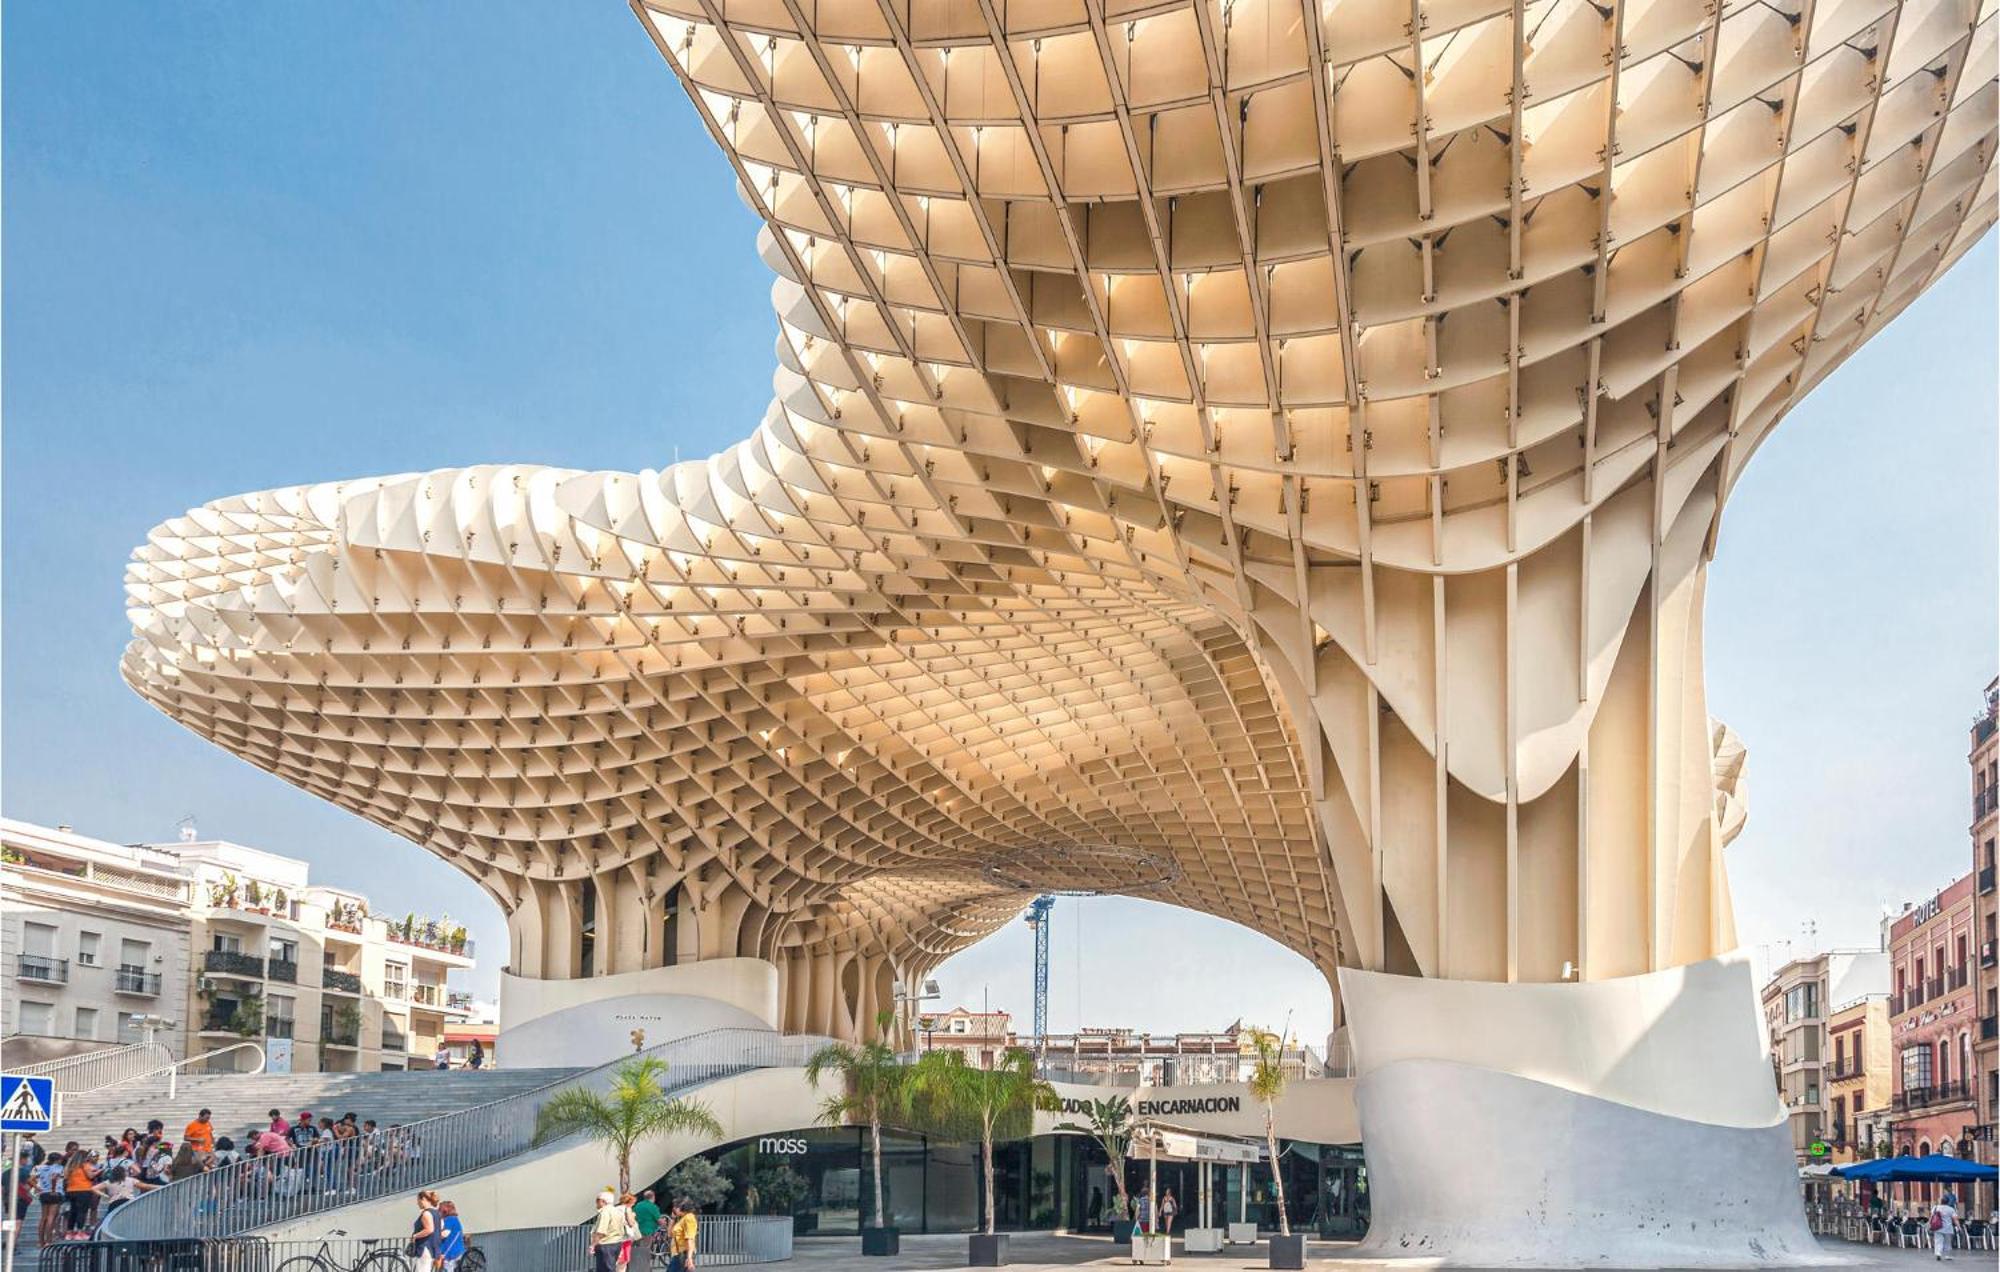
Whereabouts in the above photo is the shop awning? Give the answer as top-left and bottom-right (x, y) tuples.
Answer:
(1130, 1122), (1265, 1164)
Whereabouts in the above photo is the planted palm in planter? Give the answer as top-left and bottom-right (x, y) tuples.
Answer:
(1248, 1033), (1302, 1270)
(805, 1015), (909, 1254)
(906, 1047), (1057, 1266)
(1054, 1096), (1134, 1241)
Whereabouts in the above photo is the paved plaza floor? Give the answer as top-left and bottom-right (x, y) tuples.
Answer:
(785, 1231), (1980, 1271)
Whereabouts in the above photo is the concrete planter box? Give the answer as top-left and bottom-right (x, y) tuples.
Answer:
(1182, 1228), (1224, 1253)
(969, 1233), (1009, 1266)
(1225, 1222), (1258, 1245)
(1267, 1233), (1306, 1269)
(862, 1226), (901, 1256)
(1129, 1233), (1173, 1264)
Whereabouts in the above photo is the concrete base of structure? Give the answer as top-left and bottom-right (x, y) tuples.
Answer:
(497, 958), (780, 1068)
(1339, 952), (1847, 1268)
(1351, 1059), (1835, 1267)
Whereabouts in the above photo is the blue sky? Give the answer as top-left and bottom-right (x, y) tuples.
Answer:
(6, 3), (1995, 1041)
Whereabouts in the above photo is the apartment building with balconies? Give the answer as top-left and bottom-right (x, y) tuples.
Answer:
(1825, 995), (1892, 1162)
(0, 820), (193, 1059)
(177, 838), (475, 1074)
(1885, 872), (1979, 1171)
(0, 817), (474, 1076)
(1967, 677), (1997, 1201)
(1761, 949), (1890, 1163)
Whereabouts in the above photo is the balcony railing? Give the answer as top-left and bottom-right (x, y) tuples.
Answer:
(267, 959), (299, 984)
(1926, 977), (1944, 1000)
(446, 990), (475, 1012)
(114, 965), (162, 996)
(1828, 1059), (1863, 1080)
(1894, 1079), (1974, 1111)
(321, 968), (362, 994)
(1946, 964), (1969, 992)
(16, 954), (69, 984)
(203, 950), (265, 978)
(1983, 941), (1998, 970)
(266, 1017), (296, 1040)
(1980, 865), (1997, 895)
(1983, 1015), (1998, 1042)
(411, 984), (444, 1008)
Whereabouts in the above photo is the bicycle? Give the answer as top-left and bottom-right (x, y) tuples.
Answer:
(458, 1245), (488, 1272)
(272, 1234), (411, 1272)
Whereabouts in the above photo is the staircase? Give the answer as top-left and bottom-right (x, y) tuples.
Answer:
(98, 1028), (829, 1242)
(53, 1068), (582, 1154)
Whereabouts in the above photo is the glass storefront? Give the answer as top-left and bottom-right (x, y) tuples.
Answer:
(665, 1129), (1367, 1238)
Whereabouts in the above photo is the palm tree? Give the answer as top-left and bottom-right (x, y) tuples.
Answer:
(1053, 1095), (1132, 1221)
(805, 1016), (908, 1231)
(533, 1056), (723, 1193)
(907, 1047), (1057, 1235)
(1247, 1031), (1289, 1236)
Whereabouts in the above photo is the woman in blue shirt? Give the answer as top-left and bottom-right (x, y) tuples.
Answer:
(438, 1199), (467, 1272)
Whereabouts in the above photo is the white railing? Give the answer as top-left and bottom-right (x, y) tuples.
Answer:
(159, 1041), (268, 1098)
(12, 1042), (173, 1095)
(100, 1027), (831, 1241)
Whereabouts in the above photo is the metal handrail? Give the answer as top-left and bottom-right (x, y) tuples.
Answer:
(100, 1026), (832, 1241)
(10, 1041), (174, 1094)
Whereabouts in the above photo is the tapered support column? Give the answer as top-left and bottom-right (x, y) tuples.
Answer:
(1339, 954), (1835, 1267)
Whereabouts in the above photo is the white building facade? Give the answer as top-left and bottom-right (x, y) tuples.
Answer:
(1, 821), (193, 1059)
(1, 819), (473, 1073)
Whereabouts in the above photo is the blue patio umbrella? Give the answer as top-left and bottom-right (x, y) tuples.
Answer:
(1833, 1155), (1998, 1182)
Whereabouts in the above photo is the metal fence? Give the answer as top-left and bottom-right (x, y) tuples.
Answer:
(13, 1042), (174, 1096)
(684, 1215), (794, 1266)
(35, 1217), (789, 1272)
(99, 1028), (831, 1242)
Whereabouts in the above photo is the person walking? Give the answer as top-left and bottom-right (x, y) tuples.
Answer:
(634, 1189), (665, 1255)
(590, 1189), (632, 1272)
(437, 1199), (468, 1272)
(1135, 1190), (1153, 1235)
(1929, 1193), (1957, 1260)
(1160, 1189), (1178, 1235)
(468, 1040), (485, 1071)
(183, 1110), (215, 1155)
(408, 1189), (444, 1272)
(667, 1198), (700, 1272)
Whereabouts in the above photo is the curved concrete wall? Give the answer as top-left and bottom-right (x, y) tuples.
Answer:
(1339, 952), (1830, 1267)
(1353, 1060), (1832, 1268)
(260, 1065), (827, 1240)
(498, 959), (780, 1068)
(1339, 950), (1780, 1127)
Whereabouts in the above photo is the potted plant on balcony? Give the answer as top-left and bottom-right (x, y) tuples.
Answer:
(1055, 1097), (1134, 1242)
(448, 925), (469, 955)
(905, 1046), (1057, 1267)
(333, 1000), (363, 1046)
(806, 1013), (911, 1255)
(230, 990), (265, 1039)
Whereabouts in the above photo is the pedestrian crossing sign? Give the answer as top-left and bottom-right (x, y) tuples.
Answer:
(0, 1074), (54, 1132)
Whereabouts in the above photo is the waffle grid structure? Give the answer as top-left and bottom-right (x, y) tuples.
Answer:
(124, 0), (1993, 1041)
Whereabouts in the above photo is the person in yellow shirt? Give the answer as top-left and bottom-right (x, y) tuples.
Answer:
(668, 1198), (699, 1272)
(183, 1109), (215, 1155)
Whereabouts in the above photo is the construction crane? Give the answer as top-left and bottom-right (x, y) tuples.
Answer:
(1024, 895), (1056, 1058)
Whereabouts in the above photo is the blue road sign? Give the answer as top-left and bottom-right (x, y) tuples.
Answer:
(0, 1074), (54, 1132)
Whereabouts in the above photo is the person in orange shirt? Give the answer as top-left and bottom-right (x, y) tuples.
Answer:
(183, 1109), (215, 1155)
(62, 1151), (97, 1234)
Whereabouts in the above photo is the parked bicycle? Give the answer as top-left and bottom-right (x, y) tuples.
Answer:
(272, 1235), (410, 1272)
